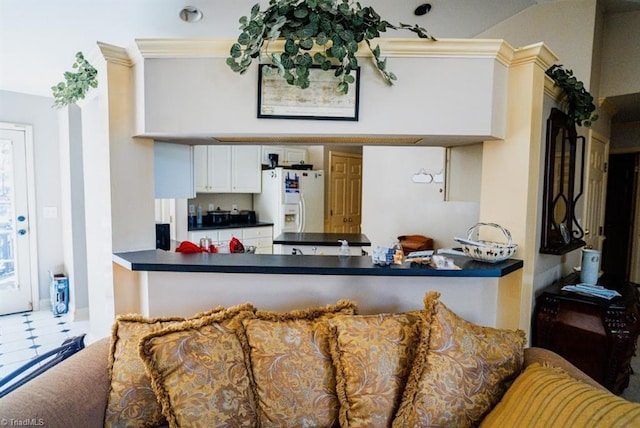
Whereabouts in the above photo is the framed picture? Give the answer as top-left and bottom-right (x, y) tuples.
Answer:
(257, 65), (360, 121)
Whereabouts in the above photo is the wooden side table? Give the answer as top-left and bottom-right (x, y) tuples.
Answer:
(534, 273), (640, 394)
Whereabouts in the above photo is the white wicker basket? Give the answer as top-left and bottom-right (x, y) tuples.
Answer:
(454, 223), (517, 263)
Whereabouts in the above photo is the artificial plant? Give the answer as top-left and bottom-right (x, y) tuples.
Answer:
(51, 52), (98, 108)
(546, 64), (598, 127)
(226, 0), (435, 94)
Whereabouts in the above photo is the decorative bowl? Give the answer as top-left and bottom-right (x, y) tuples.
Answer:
(454, 223), (517, 263)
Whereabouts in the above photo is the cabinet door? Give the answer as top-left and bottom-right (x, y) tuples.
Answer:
(262, 146), (285, 166)
(154, 142), (195, 198)
(209, 145), (232, 192)
(232, 145), (261, 193)
(283, 147), (308, 166)
(188, 230), (218, 244)
(193, 145), (210, 193)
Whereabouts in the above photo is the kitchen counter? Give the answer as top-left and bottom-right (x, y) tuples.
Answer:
(273, 232), (371, 247)
(112, 250), (523, 330)
(113, 250), (521, 278)
(188, 221), (273, 232)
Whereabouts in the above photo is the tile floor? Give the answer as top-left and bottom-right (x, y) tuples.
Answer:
(0, 309), (90, 381)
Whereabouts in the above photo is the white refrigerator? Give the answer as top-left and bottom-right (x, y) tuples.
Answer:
(253, 168), (325, 237)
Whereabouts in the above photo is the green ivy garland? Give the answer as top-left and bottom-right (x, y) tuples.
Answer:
(226, 0), (435, 94)
(51, 52), (98, 108)
(546, 64), (598, 127)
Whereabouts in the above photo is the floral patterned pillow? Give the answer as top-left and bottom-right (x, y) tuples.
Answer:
(138, 304), (258, 428)
(393, 292), (526, 428)
(104, 306), (226, 428)
(327, 311), (424, 428)
(104, 314), (189, 428)
(242, 300), (357, 427)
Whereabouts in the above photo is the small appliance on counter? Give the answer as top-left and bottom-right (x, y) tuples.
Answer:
(240, 210), (257, 224)
(207, 208), (230, 226)
(155, 223), (170, 250)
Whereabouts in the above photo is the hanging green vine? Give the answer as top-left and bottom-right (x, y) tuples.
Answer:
(51, 52), (98, 108)
(226, 0), (435, 94)
(546, 64), (598, 127)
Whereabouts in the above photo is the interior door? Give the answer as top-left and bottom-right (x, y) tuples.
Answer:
(583, 132), (609, 251)
(0, 126), (35, 315)
(329, 153), (362, 233)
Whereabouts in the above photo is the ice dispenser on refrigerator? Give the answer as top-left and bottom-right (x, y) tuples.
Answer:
(253, 168), (324, 237)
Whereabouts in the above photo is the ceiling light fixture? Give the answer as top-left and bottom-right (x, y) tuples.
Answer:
(414, 3), (432, 16)
(179, 6), (203, 23)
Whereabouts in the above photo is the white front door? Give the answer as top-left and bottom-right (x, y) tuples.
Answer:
(0, 125), (36, 315)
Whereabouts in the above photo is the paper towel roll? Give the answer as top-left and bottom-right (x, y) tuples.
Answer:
(580, 248), (601, 285)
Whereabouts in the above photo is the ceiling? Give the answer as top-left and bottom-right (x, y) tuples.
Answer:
(1, 0), (638, 123)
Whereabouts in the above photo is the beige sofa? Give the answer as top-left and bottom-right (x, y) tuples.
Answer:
(0, 296), (640, 428)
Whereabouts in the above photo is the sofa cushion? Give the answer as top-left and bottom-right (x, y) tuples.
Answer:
(327, 311), (424, 428)
(480, 362), (640, 427)
(393, 292), (526, 428)
(242, 300), (357, 427)
(105, 314), (191, 428)
(138, 303), (258, 428)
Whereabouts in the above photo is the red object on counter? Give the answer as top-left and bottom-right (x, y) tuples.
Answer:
(175, 241), (205, 253)
(229, 237), (245, 253)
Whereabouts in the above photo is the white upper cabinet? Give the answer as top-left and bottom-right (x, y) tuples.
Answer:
(283, 147), (308, 166)
(232, 146), (262, 192)
(195, 145), (261, 193)
(154, 142), (195, 198)
(261, 146), (308, 167)
(209, 145), (232, 192)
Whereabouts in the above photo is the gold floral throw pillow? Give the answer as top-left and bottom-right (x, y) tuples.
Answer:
(327, 311), (424, 428)
(393, 292), (526, 428)
(138, 304), (258, 428)
(242, 300), (357, 427)
(104, 314), (189, 428)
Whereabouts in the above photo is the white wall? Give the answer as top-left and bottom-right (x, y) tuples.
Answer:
(600, 11), (640, 98)
(135, 44), (508, 143)
(477, 0), (597, 89)
(361, 146), (479, 249)
(58, 105), (89, 318)
(0, 90), (64, 305)
(611, 122), (640, 151)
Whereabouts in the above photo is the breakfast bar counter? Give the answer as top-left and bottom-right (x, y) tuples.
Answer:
(112, 250), (524, 331)
(113, 250), (521, 277)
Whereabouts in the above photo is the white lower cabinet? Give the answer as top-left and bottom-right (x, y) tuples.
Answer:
(188, 226), (273, 254)
(242, 226), (273, 254)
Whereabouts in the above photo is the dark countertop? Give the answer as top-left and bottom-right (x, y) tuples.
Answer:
(273, 232), (371, 246)
(188, 222), (274, 232)
(113, 250), (523, 278)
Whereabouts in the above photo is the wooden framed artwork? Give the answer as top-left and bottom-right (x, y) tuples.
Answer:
(257, 65), (360, 121)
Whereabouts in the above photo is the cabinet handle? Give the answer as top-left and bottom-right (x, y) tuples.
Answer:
(348, 218), (352, 222)
(343, 218), (347, 223)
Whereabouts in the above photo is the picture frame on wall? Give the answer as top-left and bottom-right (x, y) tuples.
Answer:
(257, 65), (360, 121)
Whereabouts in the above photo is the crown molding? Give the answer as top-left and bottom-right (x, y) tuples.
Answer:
(132, 37), (516, 66)
(97, 42), (132, 67)
(511, 42), (559, 70)
(598, 97), (618, 117)
(544, 76), (563, 99)
(134, 38), (237, 58)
